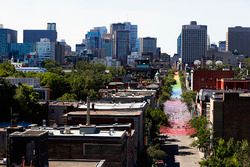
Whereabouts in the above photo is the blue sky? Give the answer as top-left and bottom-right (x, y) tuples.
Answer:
(1, 0), (250, 55)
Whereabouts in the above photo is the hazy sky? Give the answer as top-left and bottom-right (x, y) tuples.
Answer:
(1, 0), (250, 55)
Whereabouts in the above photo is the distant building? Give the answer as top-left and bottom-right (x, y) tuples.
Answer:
(0, 27), (17, 59)
(218, 41), (226, 52)
(210, 92), (250, 141)
(139, 37), (157, 57)
(181, 21), (207, 65)
(23, 52), (39, 67)
(23, 23), (57, 43)
(204, 49), (245, 67)
(102, 33), (113, 58)
(227, 26), (250, 56)
(55, 42), (65, 65)
(10, 43), (36, 61)
(177, 33), (181, 55)
(85, 27), (107, 58)
(125, 22), (138, 52)
(111, 22), (138, 53)
(113, 30), (130, 66)
(191, 69), (234, 91)
(36, 38), (55, 65)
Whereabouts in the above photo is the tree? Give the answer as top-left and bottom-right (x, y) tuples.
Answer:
(147, 144), (167, 166)
(0, 78), (16, 121)
(181, 90), (197, 112)
(244, 58), (250, 71)
(145, 108), (168, 141)
(14, 84), (42, 122)
(189, 116), (212, 157)
(57, 93), (77, 102)
(40, 72), (71, 99)
(0, 61), (17, 77)
(200, 138), (250, 167)
(41, 60), (64, 75)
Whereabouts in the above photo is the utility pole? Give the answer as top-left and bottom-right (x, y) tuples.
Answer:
(86, 96), (90, 126)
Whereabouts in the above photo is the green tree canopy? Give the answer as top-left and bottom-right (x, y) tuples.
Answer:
(0, 62), (17, 77)
(57, 93), (77, 102)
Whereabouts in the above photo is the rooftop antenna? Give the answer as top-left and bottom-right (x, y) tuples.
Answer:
(86, 96), (90, 126)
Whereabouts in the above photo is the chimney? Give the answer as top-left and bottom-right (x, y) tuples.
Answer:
(86, 96), (90, 126)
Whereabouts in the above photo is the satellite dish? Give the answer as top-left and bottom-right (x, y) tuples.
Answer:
(194, 60), (201, 66)
(215, 61), (223, 65)
(206, 60), (213, 66)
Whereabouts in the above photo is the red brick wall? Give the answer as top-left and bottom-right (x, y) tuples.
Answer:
(193, 70), (234, 91)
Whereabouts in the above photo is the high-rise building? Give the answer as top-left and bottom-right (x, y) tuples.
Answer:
(110, 23), (126, 34)
(181, 21), (207, 65)
(227, 26), (250, 56)
(139, 37), (157, 55)
(111, 22), (138, 52)
(36, 38), (55, 65)
(125, 22), (138, 52)
(23, 23), (57, 43)
(177, 34), (181, 55)
(0, 27), (17, 59)
(10, 43), (36, 60)
(55, 42), (65, 65)
(85, 27), (107, 58)
(102, 33), (113, 58)
(113, 30), (130, 66)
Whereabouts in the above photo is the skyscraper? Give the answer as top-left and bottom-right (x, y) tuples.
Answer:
(125, 22), (138, 52)
(139, 37), (157, 55)
(85, 26), (107, 58)
(0, 27), (17, 59)
(23, 23), (57, 43)
(111, 22), (138, 52)
(181, 21), (207, 65)
(10, 43), (36, 60)
(227, 26), (250, 56)
(177, 33), (181, 55)
(36, 38), (55, 65)
(113, 30), (130, 66)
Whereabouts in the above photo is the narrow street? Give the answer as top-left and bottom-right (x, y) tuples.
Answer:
(160, 72), (202, 167)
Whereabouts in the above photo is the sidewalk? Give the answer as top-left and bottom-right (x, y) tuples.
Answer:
(165, 135), (203, 167)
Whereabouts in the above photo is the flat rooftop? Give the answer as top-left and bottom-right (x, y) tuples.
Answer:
(65, 110), (143, 117)
(10, 130), (47, 137)
(48, 129), (126, 138)
(49, 101), (78, 107)
(78, 102), (147, 110)
(49, 160), (105, 167)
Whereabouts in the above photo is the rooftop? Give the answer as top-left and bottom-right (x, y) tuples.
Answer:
(49, 101), (79, 107)
(78, 102), (147, 110)
(65, 110), (143, 117)
(49, 159), (105, 167)
(10, 130), (47, 137)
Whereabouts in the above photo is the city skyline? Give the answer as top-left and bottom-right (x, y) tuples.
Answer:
(1, 0), (250, 55)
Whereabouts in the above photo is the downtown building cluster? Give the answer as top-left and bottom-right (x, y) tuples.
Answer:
(0, 22), (165, 71)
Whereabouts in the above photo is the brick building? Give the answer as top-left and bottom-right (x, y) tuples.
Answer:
(47, 126), (134, 167)
(216, 78), (250, 90)
(209, 92), (250, 141)
(191, 69), (234, 91)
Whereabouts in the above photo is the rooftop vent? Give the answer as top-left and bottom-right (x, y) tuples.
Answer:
(64, 127), (71, 134)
